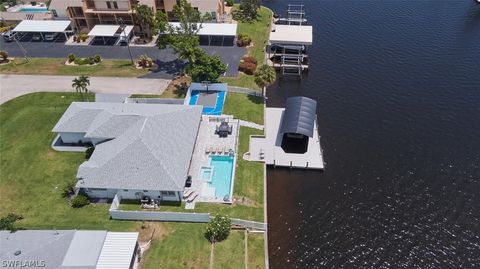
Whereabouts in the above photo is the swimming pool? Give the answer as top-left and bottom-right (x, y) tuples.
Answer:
(208, 156), (234, 200)
(20, 7), (49, 12)
(188, 90), (226, 115)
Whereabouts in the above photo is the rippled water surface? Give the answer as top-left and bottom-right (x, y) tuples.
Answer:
(263, 0), (480, 268)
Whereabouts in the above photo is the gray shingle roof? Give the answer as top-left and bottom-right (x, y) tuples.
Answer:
(53, 102), (202, 192)
(280, 96), (317, 137)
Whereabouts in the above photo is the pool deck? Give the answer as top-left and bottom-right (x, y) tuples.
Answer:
(248, 107), (325, 169)
(186, 115), (240, 206)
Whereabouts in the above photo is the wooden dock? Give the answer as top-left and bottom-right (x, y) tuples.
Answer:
(248, 108), (324, 170)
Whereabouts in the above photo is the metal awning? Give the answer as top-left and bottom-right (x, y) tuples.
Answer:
(88, 25), (134, 37)
(168, 22), (237, 36)
(269, 25), (313, 45)
(12, 20), (72, 33)
(280, 96), (317, 137)
(96, 232), (138, 269)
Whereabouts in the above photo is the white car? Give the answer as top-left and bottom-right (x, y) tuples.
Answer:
(44, 32), (59, 41)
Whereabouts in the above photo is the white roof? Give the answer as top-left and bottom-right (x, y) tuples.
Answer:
(61, 231), (107, 267)
(269, 25), (313, 45)
(96, 232), (139, 269)
(13, 20), (71, 33)
(88, 25), (133, 37)
(169, 22), (237, 36)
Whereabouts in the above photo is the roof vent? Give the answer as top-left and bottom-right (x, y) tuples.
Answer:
(14, 250), (21, 256)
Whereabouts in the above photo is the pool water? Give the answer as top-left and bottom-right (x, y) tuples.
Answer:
(188, 90), (226, 115)
(208, 156), (234, 199)
(200, 167), (212, 181)
(20, 8), (49, 12)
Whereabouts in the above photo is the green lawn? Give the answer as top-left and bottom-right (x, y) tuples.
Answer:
(141, 223), (211, 269)
(248, 234), (266, 269)
(213, 231), (245, 269)
(220, 6), (272, 91)
(0, 58), (149, 77)
(0, 92), (133, 230)
(224, 92), (264, 124)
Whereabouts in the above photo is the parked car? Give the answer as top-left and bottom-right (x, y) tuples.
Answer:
(44, 32), (59, 41)
(2, 31), (15, 42)
(31, 33), (43, 41)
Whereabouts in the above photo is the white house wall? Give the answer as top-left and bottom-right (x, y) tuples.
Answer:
(82, 188), (181, 201)
(59, 132), (90, 144)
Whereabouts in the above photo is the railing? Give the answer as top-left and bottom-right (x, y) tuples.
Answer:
(231, 218), (267, 231)
(226, 86), (262, 97)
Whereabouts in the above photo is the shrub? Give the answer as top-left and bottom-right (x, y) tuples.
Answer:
(93, 54), (102, 63)
(62, 181), (76, 198)
(71, 195), (90, 208)
(67, 53), (76, 62)
(137, 54), (153, 68)
(85, 146), (94, 159)
(0, 50), (8, 61)
(242, 56), (257, 65)
(204, 214), (231, 243)
(236, 34), (252, 47)
(226, 0), (234, 6)
(74, 58), (85, 65)
(239, 61), (256, 75)
(87, 57), (95, 65)
(80, 33), (88, 42)
(0, 213), (23, 231)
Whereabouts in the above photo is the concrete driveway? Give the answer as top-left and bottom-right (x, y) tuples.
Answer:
(0, 74), (171, 104)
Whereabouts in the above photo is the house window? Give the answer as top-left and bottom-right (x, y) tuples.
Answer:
(123, 189), (129, 192)
(211, 11), (216, 19)
(113, 1), (118, 9)
(90, 188), (107, 191)
(52, 9), (58, 17)
(161, 191), (176, 197)
(106, 1), (111, 9)
(143, 190), (149, 192)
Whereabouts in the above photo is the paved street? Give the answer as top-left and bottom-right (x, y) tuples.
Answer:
(0, 74), (171, 104)
(0, 39), (246, 78)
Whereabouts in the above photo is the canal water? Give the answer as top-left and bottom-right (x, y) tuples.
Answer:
(263, 0), (480, 268)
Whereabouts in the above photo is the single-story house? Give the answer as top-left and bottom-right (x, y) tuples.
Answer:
(0, 230), (139, 269)
(52, 102), (203, 201)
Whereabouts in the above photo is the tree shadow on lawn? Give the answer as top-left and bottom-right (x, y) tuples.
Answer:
(247, 94), (264, 105)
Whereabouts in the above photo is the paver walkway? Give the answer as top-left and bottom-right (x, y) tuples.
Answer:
(0, 74), (170, 104)
(239, 120), (264, 130)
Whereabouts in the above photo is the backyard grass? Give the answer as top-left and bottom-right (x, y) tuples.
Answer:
(220, 6), (272, 91)
(0, 92), (134, 230)
(224, 92), (264, 124)
(213, 230), (245, 269)
(0, 58), (149, 77)
(248, 233), (266, 269)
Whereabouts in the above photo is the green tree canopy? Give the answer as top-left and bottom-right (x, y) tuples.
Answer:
(239, 0), (260, 21)
(188, 49), (227, 82)
(72, 75), (90, 101)
(135, 4), (156, 38)
(254, 64), (276, 88)
(205, 214), (231, 243)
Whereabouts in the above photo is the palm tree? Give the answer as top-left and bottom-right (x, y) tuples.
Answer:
(254, 64), (276, 96)
(72, 75), (90, 101)
(135, 4), (155, 39)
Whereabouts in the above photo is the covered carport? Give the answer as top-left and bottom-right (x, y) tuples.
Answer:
(169, 22), (237, 46)
(87, 25), (134, 46)
(12, 20), (73, 42)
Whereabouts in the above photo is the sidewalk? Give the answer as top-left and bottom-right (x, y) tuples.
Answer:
(0, 74), (171, 104)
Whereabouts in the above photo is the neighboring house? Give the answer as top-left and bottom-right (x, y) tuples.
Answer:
(0, 230), (139, 269)
(52, 102), (203, 201)
(49, 0), (225, 32)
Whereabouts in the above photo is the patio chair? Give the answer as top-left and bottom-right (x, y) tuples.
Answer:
(187, 193), (199, 203)
(183, 189), (193, 199)
(205, 147), (210, 154)
(223, 147), (229, 154)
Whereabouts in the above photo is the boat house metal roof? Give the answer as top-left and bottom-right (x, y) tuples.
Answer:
(280, 96), (317, 137)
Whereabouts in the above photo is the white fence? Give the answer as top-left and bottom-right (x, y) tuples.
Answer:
(109, 195), (267, 230)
